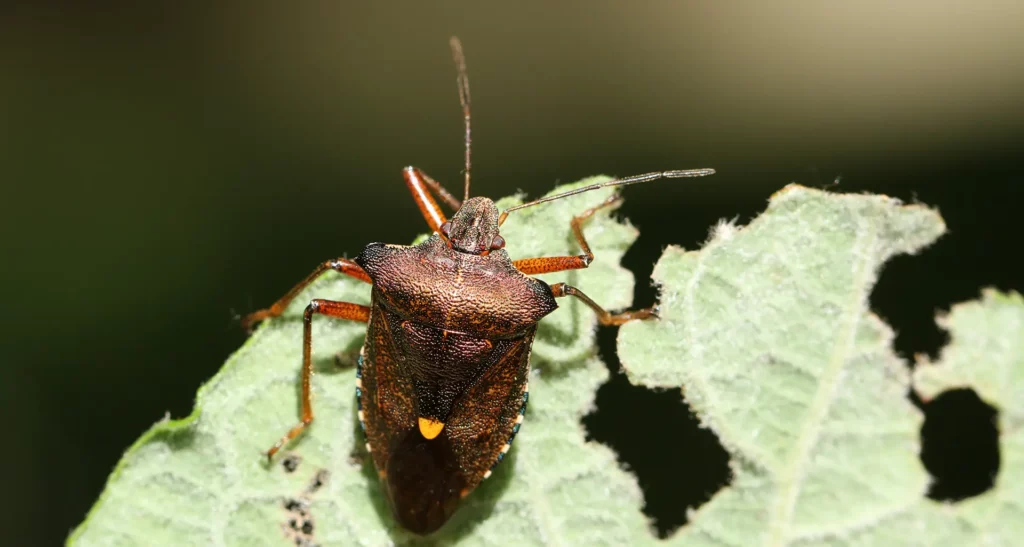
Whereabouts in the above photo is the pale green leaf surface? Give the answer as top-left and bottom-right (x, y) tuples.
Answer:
(620, 184), (1021, 545)
(73, 180), (1020, 547)
(910, 289), (1024, 546)
(70, 178), (652, 546)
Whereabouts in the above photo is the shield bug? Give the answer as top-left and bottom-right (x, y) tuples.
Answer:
(243, 37), (715, 535)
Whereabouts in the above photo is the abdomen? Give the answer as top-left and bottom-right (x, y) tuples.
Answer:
(358, 297), (535, 534)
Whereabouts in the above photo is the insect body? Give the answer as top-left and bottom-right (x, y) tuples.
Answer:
(243, 38), (714, 535)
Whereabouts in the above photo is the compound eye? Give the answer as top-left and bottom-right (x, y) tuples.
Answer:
(439, 221), (452, 238)
(489, 234), (506, 250)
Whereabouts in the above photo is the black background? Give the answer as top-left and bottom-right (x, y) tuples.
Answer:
(2, 3), (1020, 544)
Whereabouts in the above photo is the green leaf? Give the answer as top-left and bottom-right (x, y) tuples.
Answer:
(620, 185), (1022, 545)
(69, 177), (650, 546)
(910, 289), (1024, 545)
(73, 180), (1021, 546)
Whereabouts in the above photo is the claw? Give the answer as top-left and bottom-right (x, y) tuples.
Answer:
(240, 310), (269, 334)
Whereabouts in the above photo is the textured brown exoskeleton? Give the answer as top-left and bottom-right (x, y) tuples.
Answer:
(242, 38), (715, 535)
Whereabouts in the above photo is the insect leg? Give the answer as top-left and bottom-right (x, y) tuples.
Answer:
(403, 166), (462, 234)
(241, 258), (371, 331)
(266, 298), (371, 460)
(549, 282), (656, 326)
(512, 194), (623, 275)
(407, 166), (462, 210)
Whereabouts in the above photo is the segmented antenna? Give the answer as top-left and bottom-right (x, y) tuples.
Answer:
(450, 37), (472, 201)
(498, 168), (716, 225)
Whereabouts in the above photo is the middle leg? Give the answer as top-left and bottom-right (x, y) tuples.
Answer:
(241, 258), (370, 331)
(550, 282), (656, 326)
(265, 298), (371, 460)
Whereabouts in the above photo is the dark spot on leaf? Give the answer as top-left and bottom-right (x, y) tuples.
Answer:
(283, 498), (304, 513)
(915, 388), (999, 501)
(586, 329), (731, 538)
(282, 454), (301, 473)
(306, 469), (330, 495)
(281, 468), (328, 544)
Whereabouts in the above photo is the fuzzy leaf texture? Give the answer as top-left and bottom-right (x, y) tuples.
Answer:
(72, 181), (1021, 546)
(70, 178), (648, 546)
(619, 185), (1022, 545)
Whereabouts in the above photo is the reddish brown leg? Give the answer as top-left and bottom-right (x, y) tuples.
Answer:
(411, 167), (462, 210)
(266, 299), (371, 461)
(550, 282), (656, 326)
(241, 258), (371, 331)
(403, 166), (461, 234)
(513, 194), (623, 275)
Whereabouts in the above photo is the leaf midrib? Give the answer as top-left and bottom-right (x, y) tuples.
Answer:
(765, 218), (878, 546)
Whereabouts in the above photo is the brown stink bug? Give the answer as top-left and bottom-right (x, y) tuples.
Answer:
(242, 37), (714, 535)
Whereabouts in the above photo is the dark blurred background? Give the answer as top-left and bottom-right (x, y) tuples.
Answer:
(2, 3), (1021, 544)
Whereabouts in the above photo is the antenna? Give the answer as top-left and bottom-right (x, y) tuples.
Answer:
(450, 36), (472, 201)
(498, 168), (716, 225)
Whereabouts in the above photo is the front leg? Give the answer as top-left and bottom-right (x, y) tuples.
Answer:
(512, 194), (623, 275)
(403, 166), (462, 235)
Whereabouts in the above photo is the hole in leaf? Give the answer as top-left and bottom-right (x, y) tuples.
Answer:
(870, 251), (950, 361)
(585, 330), (731, 537)
(866, 174), (1022, 363)
(917, 388), (999, 501)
